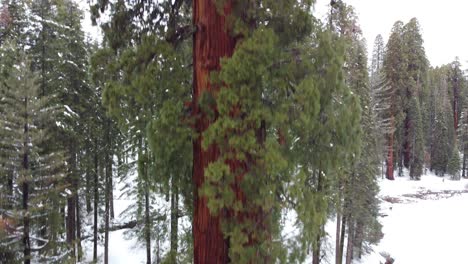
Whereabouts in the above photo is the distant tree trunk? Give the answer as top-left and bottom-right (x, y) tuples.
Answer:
(143, 150), (151, 264)
(453, 82), (459, 130)
(93, 146), (98, 262)
(76, 196), (82, 261)
(345, 221), (354, 264)
(22, 97), (31, 264)
(85, 163), (92, 214)
(354, 221), (364, 259)
(335, 212), (341, 264)
(403, 114), (411, 168)
(192, 0), (236, 263)
(338, 215), (347, 264)
(104, 151), (111, 264)
(312, 233), (321, 264)
(170, 181), (179, 263)
(463, 151), (467, 178)
(110, 166), (114, 220)
(386, 116), (395, 180)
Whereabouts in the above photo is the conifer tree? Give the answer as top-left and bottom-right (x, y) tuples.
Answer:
(329, 3), (382, 263)
(0, 51), (67, 263)
(91, 0), (362, 263)
(447, 145), (460, 180)
(383, 21), (406, 180)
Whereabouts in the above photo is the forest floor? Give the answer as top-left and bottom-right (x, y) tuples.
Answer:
(81, 169), (468, 263)
(354, 170), (468, 264)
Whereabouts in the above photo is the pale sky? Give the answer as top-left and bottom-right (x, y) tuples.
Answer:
(315, 0), (468, 68)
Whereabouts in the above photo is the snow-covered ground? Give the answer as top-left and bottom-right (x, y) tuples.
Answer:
(357, 171), (468, 264)
(82, 169), (468, 263)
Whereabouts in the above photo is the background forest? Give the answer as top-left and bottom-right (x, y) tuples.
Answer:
(0, 0), (466, 264)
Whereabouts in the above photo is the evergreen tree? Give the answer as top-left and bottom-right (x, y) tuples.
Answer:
(329, 3), (382, 263)
(0, 52), (67, 263)
(430, 67), (455, 175)
(447, 145), (460, 180)
(383, 21), (406, 180)
(91, 0), (362, 262)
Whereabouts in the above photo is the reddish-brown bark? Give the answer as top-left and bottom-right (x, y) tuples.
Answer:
(192, 0), (236, 263)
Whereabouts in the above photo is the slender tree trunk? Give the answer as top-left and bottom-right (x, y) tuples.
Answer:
(338, 215), (346, 264)
(66, 145), (77, 261)
(86, 159), (93, 214)
(170, 181), (179, 263)
(144, 157), (151, 264)
(335, 212), (341, 264)
(104, 152), (111, 264)
(354, 221), (364, 260)
(76, 197), (82, 261)
(463, 151), (467, 178)
(345, 221), (354, 264)
(22, 97), (31, 264)
(403, 114), (411, 168)
(192, 0), (236, 263)
(93, 146), (98, 262)
(313, 232), (322, 264)
(386, 116), (395, 180)
(110, 166), (114, 220)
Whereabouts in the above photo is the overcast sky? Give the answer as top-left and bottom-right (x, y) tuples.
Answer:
(315, 0), (468, 68)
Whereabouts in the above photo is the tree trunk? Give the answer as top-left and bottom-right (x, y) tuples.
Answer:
(386, 116), (395, 180)
(338, 215), (346, 264)
(144, 156), (151, 264)
(76, 196), (82, 261)
(104, 152), (111, 264)
(93, 146), (98, 262)
(110, 166), (114, 220)
(312, 233), (321, 264)
(345, 221), (354, 264)
(403, 114), (411, 168)
(22, 97), (31, 264)
(170, 181), (179, 263)
(192, 0), (236, 263)
(335, 212), (341, 264)
(354, 221), (364, 260)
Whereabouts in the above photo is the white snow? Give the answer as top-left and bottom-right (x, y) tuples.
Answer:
(81, 165), (468, 264)
(354, 170), (468, 264)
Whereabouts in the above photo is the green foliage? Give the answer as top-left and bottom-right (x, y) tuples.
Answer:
(447, 146), (460, 180)
(0, 52), (68, 262)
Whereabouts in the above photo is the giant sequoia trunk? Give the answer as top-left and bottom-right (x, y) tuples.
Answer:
(192, 0), (236, 263)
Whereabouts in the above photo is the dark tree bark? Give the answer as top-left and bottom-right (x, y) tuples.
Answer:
(338, 215), (347, 264)
(66, 145), (77, 260)
(170, 182), (179, 263)
(110, 166), (114, 220)
(335, 212), (341, 264)
(22, 97), (31, 264)
(312, 233), (321, 264)
(345, 221), (354, 264)
(463, 151), (467, 178)
(354, 221), (364, 260)
(403, 114), (411, 168)
(143, 151), (151, 264)
(192, 0), (236, 263)
(104, 152), (111, 264)
(85, 160), (93, 214)
(93, 146), (98, 262)
(76, 197), (82, 261)
(386, 116), (395, 180)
